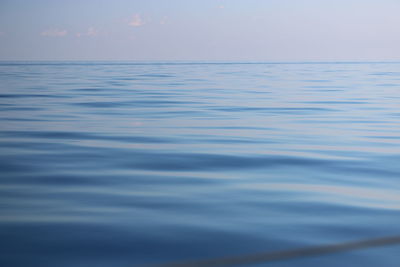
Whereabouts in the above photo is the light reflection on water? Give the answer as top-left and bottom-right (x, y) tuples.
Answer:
(0, 62), (400, 267)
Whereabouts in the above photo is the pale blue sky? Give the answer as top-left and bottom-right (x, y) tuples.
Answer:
(1, 0), (399, 61)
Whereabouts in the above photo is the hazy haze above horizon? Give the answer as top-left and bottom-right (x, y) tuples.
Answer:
(1, 0), (400, 61)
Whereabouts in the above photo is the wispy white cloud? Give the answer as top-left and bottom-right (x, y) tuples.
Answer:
(76, 27), (100, 37)
(41, 29), (67, 37)
(87, 27), (99, 36)
(160, 16), (168, 25)
(129, 14), (145, 27)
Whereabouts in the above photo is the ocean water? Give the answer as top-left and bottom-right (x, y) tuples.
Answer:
(0, 61), (399, 267)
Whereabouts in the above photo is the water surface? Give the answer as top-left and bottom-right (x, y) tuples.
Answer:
(0, 62), (399, 267)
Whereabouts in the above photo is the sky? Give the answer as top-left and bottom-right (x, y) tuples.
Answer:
(0, 0), (400, 61)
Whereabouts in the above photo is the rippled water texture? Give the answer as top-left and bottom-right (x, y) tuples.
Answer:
(0, 62), (399, 267)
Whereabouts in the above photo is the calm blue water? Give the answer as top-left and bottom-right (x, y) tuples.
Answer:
(0, 62), (399, 267)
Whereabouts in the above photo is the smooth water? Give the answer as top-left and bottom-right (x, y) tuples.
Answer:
(0, 62), (399, 267)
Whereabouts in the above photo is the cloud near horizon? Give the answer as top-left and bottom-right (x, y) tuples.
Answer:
(41, 29), (67, 37)
(128, 14), (145, 27)
(76, 27), (100, 37)
(160, 16), (168, 25)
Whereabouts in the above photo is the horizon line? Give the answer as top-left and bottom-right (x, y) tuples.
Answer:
(1, 59), (400, 65)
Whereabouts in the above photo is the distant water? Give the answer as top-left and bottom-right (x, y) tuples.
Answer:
(0, 62), (399, 267)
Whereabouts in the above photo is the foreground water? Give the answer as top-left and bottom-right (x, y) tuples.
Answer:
(0, 61), (399, 267)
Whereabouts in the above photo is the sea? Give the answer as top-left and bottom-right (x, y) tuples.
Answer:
(0, 61), (399, 267)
